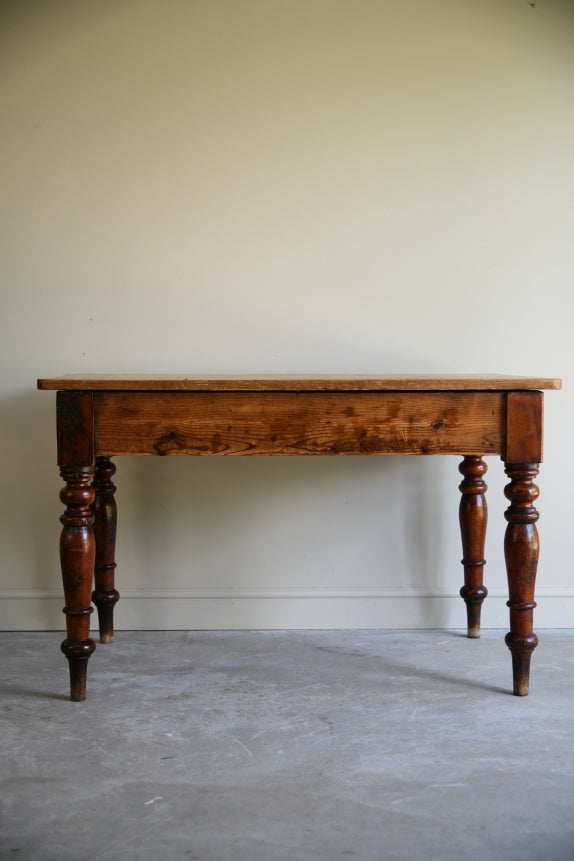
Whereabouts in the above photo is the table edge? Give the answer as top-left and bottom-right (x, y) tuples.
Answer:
(37, 375), (562, 392)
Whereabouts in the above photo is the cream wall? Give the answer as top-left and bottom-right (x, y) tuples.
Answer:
(0, 0), (571, 631)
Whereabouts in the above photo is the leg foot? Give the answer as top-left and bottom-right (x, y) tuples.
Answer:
(505, 632), (538, 696)
(61, 637), (96, 701)
(504, 462), (540, 697)
(459, 456), (488, 638)
(95, 606), (117, 644)
(92, 457), (119, 644)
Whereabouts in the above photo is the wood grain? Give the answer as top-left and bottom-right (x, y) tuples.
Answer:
(93, 391), (506, 457)
(57, 391), (94, 467)
(37, 374), (562, 392)
(505, 391), (544, 463)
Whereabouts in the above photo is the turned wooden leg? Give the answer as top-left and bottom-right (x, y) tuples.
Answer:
(459, 456), (488, 638)
(92, 456), (119, 644)
(60, 466), (96, 701)
(504, 462), (540, 696)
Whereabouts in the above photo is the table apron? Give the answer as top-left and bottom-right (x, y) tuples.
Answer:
(91, 391), (506, 457)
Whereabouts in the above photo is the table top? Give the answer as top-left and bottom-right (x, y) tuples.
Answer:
(37, 374), (562, 392)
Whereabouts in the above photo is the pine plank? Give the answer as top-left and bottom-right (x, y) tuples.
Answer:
(37, 373), (562, 392)
(94, 391), (506, 456)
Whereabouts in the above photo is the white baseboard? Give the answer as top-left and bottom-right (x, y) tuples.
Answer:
(1, 587), (572, 630)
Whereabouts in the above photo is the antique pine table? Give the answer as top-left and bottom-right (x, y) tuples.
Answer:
(37, 374), (561, 701)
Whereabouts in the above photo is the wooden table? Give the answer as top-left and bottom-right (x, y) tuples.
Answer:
(37, 374), (561, 701)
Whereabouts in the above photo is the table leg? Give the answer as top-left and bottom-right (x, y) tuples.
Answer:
(59, 465), (96, 701)
(459, 456), (488, 638)
(504, 462), (540, 696)
(92, 456), (119, 644)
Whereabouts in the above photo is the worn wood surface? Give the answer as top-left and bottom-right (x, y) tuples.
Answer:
(37, 374), (562, 392)
(93, 391), (506, 457)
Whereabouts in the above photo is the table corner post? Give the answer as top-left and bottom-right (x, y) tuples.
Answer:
(458, 455), (488, 638)
(92, 456), (119, 643)
(503, 391), (543, 696)
(57, 391), (96, 701)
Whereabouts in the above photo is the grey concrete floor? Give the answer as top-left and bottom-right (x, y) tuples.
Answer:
(1, 630), (574, 861)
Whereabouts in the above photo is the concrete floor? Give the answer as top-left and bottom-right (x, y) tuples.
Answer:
(1, 630), (574, 861)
